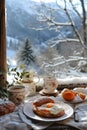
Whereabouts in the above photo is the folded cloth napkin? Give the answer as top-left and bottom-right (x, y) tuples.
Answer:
(0, 108), (29, 130)
(74, 104), (87, 122)
(0, 98), (29, 130)
(3, 122), (28, 130)
(0, 112), (29, 130)
(18, 106), (52, 130)
(62, 103), (87, 130)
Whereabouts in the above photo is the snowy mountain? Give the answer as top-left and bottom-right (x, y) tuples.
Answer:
(6, 0), (82, 46)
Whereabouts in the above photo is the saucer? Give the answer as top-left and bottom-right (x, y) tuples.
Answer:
(39, 89), (59, 97)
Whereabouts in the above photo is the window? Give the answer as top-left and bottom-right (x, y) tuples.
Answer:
(6, 0), (87, 79)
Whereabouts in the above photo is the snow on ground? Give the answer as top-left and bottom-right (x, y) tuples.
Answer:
(7, 49), (87, 85)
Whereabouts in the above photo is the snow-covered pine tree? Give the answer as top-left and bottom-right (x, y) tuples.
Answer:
(16, 38), (35, 66)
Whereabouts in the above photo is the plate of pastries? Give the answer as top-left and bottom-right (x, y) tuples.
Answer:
(60, 88), (87, 103)
(23, 97), (73, 122)
(0, 100), (16, 116)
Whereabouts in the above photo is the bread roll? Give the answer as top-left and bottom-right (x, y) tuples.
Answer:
(0, 102), (16, 116)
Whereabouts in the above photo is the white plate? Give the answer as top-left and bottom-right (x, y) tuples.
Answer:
(23, 101), (73, 122)
(39, 89), (59, 96)
(73, 87), (87, 95)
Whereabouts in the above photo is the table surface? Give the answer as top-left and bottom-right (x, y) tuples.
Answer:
(0, 93), (87, 130)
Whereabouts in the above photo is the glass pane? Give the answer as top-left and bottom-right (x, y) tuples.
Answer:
(6, 0), (87, 80)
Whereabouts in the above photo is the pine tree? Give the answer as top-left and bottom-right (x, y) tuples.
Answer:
(16, 38), (35, 66)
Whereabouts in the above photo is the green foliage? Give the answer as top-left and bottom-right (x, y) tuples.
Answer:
(0, 64), (31, 98)
(7, 64), (33, 85)
(0, 86), (8, 98)
(16, 38), (35, 65)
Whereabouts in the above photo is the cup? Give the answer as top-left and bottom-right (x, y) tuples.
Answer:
(21, 71), (40, 84)
(21, 71), (40, 96)
(43, 76), (58, 93)
(7, 85), (26, 105)
(22, 82), (36, 96)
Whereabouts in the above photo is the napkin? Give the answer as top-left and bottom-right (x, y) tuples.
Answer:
(0, 112), (29, 130)
(0, 98), (29, 130)
(74, 104), (87, 122)
(18, 107), (52, 130)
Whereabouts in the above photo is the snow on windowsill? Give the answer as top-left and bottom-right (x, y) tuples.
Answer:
(57, 77), (87, 85)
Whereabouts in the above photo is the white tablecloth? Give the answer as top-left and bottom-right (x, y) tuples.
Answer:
(0, 95), (87, 130)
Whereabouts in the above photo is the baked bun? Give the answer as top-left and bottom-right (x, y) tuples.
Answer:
(33, 97), (65, 118)
(62, 88), (76, 101)
(73, 88), (86, 100)
(0, 102), (16, 116)
(33, 97), (55, 107)
(77, 92), (86, 100)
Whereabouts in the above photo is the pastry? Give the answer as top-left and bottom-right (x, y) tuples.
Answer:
(33, 97), (65, 118)
(0, 102), (16, 116)
(33, 97), (55, 107)
(73, 88), (86, 100)
(77, 92), (86, 100)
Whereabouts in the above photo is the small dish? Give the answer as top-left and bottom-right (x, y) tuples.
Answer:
(73, 87), (87, 95)
(57, 93), (87, 104)
(39, 89), (59, 97)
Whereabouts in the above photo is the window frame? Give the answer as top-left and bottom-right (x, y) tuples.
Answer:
(0, 0), (6, 87)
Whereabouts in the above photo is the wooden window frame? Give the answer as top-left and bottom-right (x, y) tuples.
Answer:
(0, 0), (6, 87)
